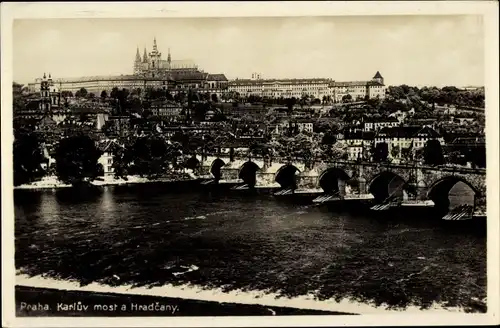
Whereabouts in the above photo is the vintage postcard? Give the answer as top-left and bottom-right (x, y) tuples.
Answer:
(1, 1), (499, 327)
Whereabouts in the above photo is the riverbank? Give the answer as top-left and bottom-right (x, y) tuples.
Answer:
(15, 286), (353, 317)
(14, 173), (203, 190)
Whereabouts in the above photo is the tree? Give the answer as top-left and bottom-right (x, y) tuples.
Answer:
(342, 94), (352, 103)
(321, 133), (337, 145)
(373, 142), (389, 162)
(13, 131), (46, 186)
(61, 91), (74, 99)
(166, 90), (174, 101)
(13, 82), (26, 112)
(423, 139), (445, 165)
(324, 142), (349, 161)
(211, 93), (219, 103)
(100, 90), (108, 99)
(78, 87), (88, 98)
(88, 92), (95, 99)
(401, 146), (413, 162)
(54, 135), (102, 185)
(110, 87), (120, 100)
(446, 150), (465, 165)
(122, 136), (183, 178)
(390, 145), (400, 159)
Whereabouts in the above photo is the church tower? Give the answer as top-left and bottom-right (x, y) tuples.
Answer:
(149, 37), (162, 71)
(39, 73), (59, 111)
(167, 48), (171, 68)
(372, 71), (384, 85)
(39, 73), (51, 112)
(134, 47), (142, 75)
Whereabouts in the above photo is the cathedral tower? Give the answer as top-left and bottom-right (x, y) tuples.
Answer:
(143, 47), (149, 64)
(134, 47), (142, 75)
(149, 37), (162, 70)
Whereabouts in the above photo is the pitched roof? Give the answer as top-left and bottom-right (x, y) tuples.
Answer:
(97, 139), (119, 153)
(364, 116), (399, 123)
(376, 126), (441, 139)
(207, 74), (228, 82)
(229, 78), (331, 86)
(170, 71), (208, 81)
(373, 71), (383, 79)
(331, 81), (370, 87)
(342, 129), (375, 140)
(367, 81), (385, 86)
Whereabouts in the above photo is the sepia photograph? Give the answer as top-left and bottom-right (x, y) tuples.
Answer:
(2, 1), (499, 327)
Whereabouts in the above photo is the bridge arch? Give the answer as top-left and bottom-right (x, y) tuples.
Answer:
(368, 171), (409, 203)
(239, 161), (261, 188)
(275, 164), (301, 190)
(318, 168), (351, 194)
(427, 176), (477, 211)
(210, 158), (226, 181)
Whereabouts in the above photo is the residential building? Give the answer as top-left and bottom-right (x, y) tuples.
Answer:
(363, 116), (399, 132)
(272, 118), (314, 135)
(338, 130), (375, 160)
(374, 126), (444, 155)
(150, 100), (183, 117)
(97, 139), (119, 176)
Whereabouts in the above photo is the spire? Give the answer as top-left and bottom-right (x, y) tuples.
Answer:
(153, 37), (158, 52)
(43, 72), (46, 79)
(135, 46), (142, 62)
(48, 73), (51, 79)
(143, 47), (148, 63)
(167, 47), (171, 62)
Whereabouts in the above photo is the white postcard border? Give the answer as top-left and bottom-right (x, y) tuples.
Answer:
(2, 1), (499, 327)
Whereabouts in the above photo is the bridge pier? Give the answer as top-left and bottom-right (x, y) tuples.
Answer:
(357, 177), (367, 194)
(198, 155), (485, 210)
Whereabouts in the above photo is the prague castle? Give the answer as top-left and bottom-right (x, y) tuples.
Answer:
(27, 38), (229, 96)
(27, 38), (385, 101)
(133, 37), (199, 75)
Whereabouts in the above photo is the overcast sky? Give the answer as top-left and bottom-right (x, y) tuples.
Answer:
(13, 15), (484, 87)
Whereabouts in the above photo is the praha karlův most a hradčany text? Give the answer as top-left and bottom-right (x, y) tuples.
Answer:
(14, 38), (486, 220)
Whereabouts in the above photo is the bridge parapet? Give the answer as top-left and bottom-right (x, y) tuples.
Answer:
(197, 154), (486, 201)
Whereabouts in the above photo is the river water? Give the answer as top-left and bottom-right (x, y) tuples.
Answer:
(14, 183), (487, 313)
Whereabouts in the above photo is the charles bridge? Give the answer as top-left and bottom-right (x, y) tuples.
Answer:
(193, 153), (486, 209)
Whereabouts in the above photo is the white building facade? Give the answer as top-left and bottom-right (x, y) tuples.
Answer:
(228, 71), (386, 101)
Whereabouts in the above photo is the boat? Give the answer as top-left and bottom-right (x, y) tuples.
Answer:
(400, 199), (435, 207)
(312, 192), (341, 204)
(442, 204), (475, 221)
(370, 200), (401, 211)
(231, 184), (250, 190)
(274, 188), (294, 196)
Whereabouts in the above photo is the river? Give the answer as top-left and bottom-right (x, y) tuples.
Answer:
(14, 183), (487, 313)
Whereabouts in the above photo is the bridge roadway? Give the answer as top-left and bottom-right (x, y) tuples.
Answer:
(193, 154), (486, 211)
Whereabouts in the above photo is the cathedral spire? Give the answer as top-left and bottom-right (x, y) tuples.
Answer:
(135, 46), (142, 62)
(143, 47), (148, 63)
(167, 48), (171, 62)
(153, 37), (158, 51)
